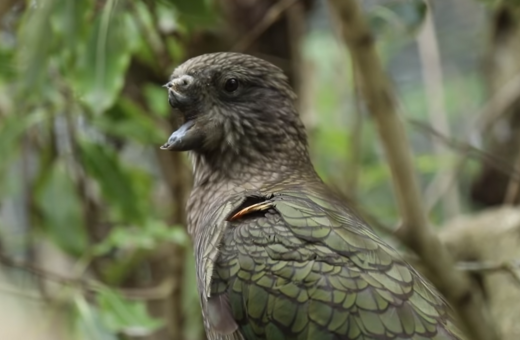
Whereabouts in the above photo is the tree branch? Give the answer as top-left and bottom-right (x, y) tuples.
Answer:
(326, 1), (498, 339)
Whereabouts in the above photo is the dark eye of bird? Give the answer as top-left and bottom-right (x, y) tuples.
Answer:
(224, 78), (239, 92)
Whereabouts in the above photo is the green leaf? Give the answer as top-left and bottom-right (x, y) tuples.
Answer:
(72, 7), (138, 114)
(0, 48), (16, 80)
(77, 139), (143, 222)
(93, 220), (187, 256)
(34, 161), (88, 257)
(131, 1), (165, 70)
(93, 227), (154, 256)
(164, 226), (189, 244)
(96, 287), (163, 336)
(166, 0), (211, 16)
(159, 0), (216, 28)
(49, 0), (91, 72)
(91, 97), (165, 144)
(50, 0), (90, 50)
(145, 220), (188, 245)
(143, 84), (170, 118)
(0, 110), (47, 197)
(15, 0), (58, 92)
(74, 295), (118, 340)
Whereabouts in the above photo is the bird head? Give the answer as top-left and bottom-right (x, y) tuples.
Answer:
(160, 52), (306, 159)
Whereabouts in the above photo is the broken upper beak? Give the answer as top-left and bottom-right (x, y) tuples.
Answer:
(165, 74), (194, 91)
(164, 75), (195, 109)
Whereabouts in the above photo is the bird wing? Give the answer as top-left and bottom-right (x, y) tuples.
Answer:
(209, 190), (464, 340)
(195, 195), (246, 340)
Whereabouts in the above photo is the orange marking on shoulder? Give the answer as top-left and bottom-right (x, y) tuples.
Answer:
(229, 202), (274, 221)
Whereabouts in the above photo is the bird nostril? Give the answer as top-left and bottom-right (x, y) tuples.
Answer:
(175, 75), (193, 88)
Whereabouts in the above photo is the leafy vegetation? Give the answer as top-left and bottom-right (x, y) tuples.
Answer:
(0, 0), (496, 339)
(0, 0), (217, 338)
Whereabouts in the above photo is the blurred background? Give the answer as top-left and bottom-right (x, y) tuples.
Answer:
(1, 0), (520, 339)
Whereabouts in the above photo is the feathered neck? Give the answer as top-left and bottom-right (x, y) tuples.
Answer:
(189, 144), (313, 189)
(185, 101), (320, 236)
(188, 104), (314, 189)
(185, 140), (319, 236)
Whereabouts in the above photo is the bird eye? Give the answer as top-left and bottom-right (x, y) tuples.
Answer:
(224, 78), (239, 92)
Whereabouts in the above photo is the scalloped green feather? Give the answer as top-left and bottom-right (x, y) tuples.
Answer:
(207, 191), (464, 339)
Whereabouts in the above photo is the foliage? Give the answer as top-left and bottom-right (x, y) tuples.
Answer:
(0, 0), (215, 338)
(95, 287), (164, 336)
(0, 0), (496, 338)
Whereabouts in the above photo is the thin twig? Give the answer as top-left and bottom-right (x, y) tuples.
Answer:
(232, 0), (298, 52)
(0, 284), (46, 301)
(457, 259), (520, 272)
(327, 1), (498, 339)
(120, 277), (176, 301)
(406, 254), (520, 284)
(475, 72), (520, 134)
(505, 262), (520, 284)
(416, 2), (460, 218)
(409, 119), (520, 181)
(458, 259), (520, 286)
(424, 71), (520, 210)
(0, 253), (85, 288)
(0, 252), (174, 300)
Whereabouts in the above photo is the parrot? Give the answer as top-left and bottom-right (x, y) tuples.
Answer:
(160, 52), (464, 340)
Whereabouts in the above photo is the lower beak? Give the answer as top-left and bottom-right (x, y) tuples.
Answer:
(160, 119), (205, 151)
